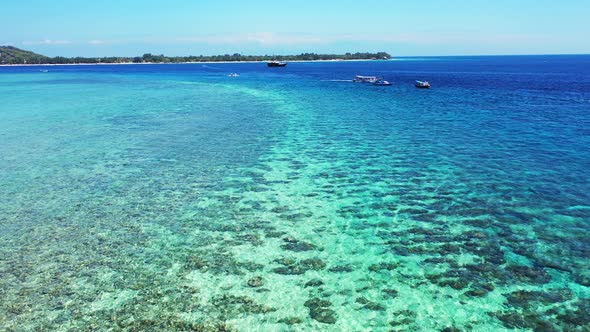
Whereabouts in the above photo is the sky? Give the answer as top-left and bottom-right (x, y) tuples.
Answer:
(2, 0), (589, 57)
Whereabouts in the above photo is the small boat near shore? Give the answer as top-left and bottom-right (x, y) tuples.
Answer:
(267, 61), (287, 67)
(415, 80), (431, 88)
(353, 75), (380, 83)
(228, 73), (240, 77)
(353, 76), (391, 86)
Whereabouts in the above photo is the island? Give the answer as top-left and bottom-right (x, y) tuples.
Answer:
(0, 46), (391, 65)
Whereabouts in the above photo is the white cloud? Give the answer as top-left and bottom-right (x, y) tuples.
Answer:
(176, 32), (329, 45)
(245, 32), (325, 45)
(278, 32), (543, 45)
(172, 32), (543, 47)
(13, 32), (544, 54)
(22, 39), (71, 45)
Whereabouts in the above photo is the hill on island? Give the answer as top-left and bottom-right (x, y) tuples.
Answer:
(0, 46), (391, 65)
(0, 46), (49, 64)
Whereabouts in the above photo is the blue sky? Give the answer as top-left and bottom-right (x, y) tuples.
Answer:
(2, 0), (589, 56)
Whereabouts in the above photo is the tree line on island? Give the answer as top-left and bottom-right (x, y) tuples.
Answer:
(0, 46), (391, 65)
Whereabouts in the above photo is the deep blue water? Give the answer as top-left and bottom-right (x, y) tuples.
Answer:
(1, 55), (589, 331)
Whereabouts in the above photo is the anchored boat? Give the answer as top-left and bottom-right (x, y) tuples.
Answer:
(353, 76), (391, 86)
(353, 75), (380, 83)
(415, 80), (431, 89)
(267, 61), (287, 67)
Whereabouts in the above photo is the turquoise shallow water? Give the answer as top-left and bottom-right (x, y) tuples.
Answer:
(1, 57), (590, 331)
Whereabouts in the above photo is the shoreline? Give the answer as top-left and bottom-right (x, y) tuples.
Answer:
(0, 59), (388, 67)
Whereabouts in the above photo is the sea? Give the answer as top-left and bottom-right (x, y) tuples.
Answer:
(1, 55), (589, 331)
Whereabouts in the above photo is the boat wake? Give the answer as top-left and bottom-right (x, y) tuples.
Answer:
(201, 65), (223, 70)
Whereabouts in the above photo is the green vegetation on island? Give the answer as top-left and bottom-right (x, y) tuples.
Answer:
(0, 46), (49, 64)
(0, 46), (391, 65)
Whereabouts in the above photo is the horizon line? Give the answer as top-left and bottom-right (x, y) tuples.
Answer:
(1, 45), (590, 59)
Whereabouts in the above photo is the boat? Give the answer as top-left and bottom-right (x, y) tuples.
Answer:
(415, 80), (431, 88)
(353, 75), (380, 83)
(228, 73), (240, 77)
(373, 79), (392, 86)
(40, 70), (49, 73)
(267, 61), (287, 67)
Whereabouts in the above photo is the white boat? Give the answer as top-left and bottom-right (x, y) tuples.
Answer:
(353, 75), (380, 83)
(415, 80), (431, 88)
(228, 73), (240, 77)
